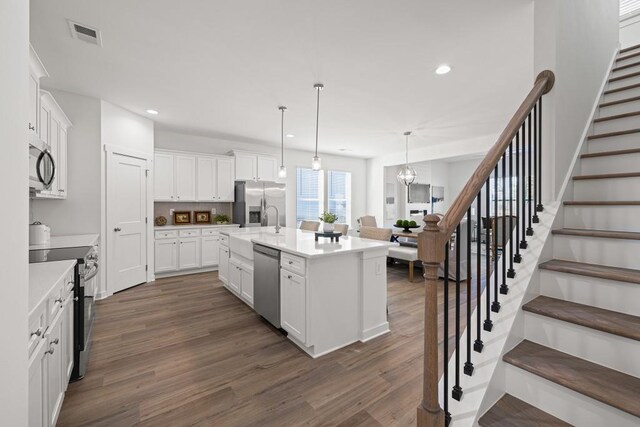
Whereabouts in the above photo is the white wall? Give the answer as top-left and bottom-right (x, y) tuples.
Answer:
(534, 0), (619, 200)
(155, 130), (368, 228)
(0, 0), (29, 424)
(620, 14), (640, 48)
(447, 158), (483, 205)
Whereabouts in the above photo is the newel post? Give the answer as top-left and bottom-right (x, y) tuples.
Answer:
(416, 214), (446, 426)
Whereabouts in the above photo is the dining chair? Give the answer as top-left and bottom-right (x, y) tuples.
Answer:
(359, 226), (392, 241)
(358, 215), (377, 228)
(299, 221), (320, 232)
(333, 223), (349, 236)
(491, 215), (517, 257)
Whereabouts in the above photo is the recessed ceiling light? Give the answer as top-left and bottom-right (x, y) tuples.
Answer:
(338, 148), (352, 152)
(286, 134), (295, 138)
(435, 64), (451, 75)
(146, 109), (159, 115)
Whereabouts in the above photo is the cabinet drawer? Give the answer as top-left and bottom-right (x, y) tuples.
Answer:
(220, 235), (230, 246)
(155, 230), (178, 239)
(48, 283), (64, 322)
(201, 228), (219, 237)
(28, 304), (47, 358)
(281, 252), (306, 276)
(179, 229), (200, 237)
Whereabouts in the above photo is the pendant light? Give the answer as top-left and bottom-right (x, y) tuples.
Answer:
(312, 83), (324, 171)
(278, 106), (287, 178)
(397, 131), (417, 186)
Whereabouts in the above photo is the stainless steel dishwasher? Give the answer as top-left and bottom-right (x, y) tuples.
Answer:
(253, 244), (282, 328)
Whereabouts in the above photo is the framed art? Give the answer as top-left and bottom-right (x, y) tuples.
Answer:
(173, 211), (191, 225)
(194, 211), (211, 224)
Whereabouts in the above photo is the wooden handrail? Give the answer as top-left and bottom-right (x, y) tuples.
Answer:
(416, 70), (555, 427)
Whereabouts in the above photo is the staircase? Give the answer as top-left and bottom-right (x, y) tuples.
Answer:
(479, 45), (640, 426)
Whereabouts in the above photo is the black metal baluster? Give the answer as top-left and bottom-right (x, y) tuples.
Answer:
(532, 102), (540, 224)
(500, 155), (508, 295)
(537, 97), (544, 212)
(519, 121), (528, 250)
(474, 191), (484, 352)
(465, 210), (474, 375)
(452, 226), (462, 400)
(444, 243), (451, 424)
(483, 179), (492, 332)
(526, 112), (534, 236)
(507, 141), (516, 277)
(492, 166), (500, 313)
(514, 130), (522, 263)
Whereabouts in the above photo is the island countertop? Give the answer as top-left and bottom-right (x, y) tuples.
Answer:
(229, 227), (396, 259)
(29, 260), (76, 314)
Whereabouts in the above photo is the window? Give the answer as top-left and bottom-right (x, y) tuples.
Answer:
(621, 0), (640, 18)
(327, 171), (352, 225)
(296, 168), (324, 225)
(489, 175), (531, 216)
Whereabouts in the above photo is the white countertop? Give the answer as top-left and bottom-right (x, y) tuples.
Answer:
(154, 224), (240, 231)
(29, 233), (100, 250)
(230, 227), (396, 259)
(219, 226), (268, 236)
(29, 260), (76, 314)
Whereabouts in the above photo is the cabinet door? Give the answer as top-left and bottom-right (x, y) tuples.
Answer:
(201, 235), (220, 267)
(241, 266), (254, 306)
(62, 292), (74, 385)
(196, 156), (216, 201)
(57, 127), (68, 198)
(257, 155), (277, 182)
(175, 155), (197, 201)
(28, 337), (47, 427)
(235, 153), (256, 181)
(216, 158), (235, 201)
(48, 116), (60, 195)
(218, 246), (229, 284)
(155, 239), (178, 273)
(46, 311), (64, 427)
(228, 260), (241, 294)
(178, 237), (200, 270)
(154, 153), (175, 201)
(39, 103), (50, 146)
(29, 74), (39, 135)
(281, 270), (306, 343)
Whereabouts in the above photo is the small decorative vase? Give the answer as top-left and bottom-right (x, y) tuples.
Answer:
(323, 222), (334, 233)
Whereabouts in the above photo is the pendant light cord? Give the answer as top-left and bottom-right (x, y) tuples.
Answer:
(404, 131), (411, 166)
(281, 108), (285, 164)
(314, 84), (323, 157)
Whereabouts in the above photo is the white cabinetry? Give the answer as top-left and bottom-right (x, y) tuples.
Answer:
(154, 238), (178, 273)
(29, 45), (48, 138)
(28, 338), (47, 427)
(232, 151), (278, 182)
(61, 282), (74, 384)
(201, 233), (220, 267)
(228, 258), (242, 294)
(45, 312), (63, 427)
(178, 237), (200, 270)
(280, 269), (306, 343)
(218, 244), (230, 284)
(154, 150), (235, 202)
(228, 258), (253, 305)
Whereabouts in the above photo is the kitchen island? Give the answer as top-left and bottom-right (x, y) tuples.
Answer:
(219, 227), (395, 357)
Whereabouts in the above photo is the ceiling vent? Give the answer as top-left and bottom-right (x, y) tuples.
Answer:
(67, 20), (102, 46)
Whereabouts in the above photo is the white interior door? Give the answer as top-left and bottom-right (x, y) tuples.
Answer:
(108, 152), (148, 293)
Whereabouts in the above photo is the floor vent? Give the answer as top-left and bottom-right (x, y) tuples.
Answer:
(67, 20), (102, 46)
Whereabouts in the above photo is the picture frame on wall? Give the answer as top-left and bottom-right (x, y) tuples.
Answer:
(194, 211), (211, 224)
(173, 211), (192, 225)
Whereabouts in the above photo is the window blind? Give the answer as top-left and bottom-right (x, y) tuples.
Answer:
(296, 168), (323, 224)
(621, 0), (640, 17)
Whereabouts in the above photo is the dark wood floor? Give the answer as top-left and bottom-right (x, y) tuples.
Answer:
(58, 264), (482, 426)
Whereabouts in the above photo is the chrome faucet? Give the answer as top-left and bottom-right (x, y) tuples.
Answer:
(264, 205), (281, 233)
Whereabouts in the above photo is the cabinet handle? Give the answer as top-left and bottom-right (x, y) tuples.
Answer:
(288, 261), (293, 264)
(54, 297), (63, 303)
(51, 338), (59, 345)
(46, 347), (55, 355)
(114, 227), (122, 232)
(171, 196), (174, 199)
(288, 275), (292, 279)
(31, 328), (42, 337)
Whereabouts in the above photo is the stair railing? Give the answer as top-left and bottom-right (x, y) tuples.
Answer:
(416, 70), (555, 426)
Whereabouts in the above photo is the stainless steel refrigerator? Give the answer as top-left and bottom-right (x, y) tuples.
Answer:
(233, 181), (286, 228)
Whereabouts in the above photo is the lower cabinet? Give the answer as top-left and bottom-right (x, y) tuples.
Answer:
(155, 239), (178, 273)
(178, 237), (200, 270)
(228, 259), (242, 294)
(228, 258), (253, 306)
(62, 290), (74, 384)
(219, 245), (230, 284)
(46, 311), (64, 427)
(240, 266), (254, 305)
(201, 235), (220, 267)
(280, 270), (306, 343)
(28, 338), (47, 427)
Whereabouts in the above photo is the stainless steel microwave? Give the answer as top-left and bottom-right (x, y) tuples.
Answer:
(29, 138), (55, 191)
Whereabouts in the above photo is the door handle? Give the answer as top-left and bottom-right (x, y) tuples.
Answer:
(114, 227), (122, 232)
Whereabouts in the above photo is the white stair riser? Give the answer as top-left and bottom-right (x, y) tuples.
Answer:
(587, 133), (640, 153)
(580, 153), (640, 174)
(540, 270), (640, 316)
(607, 74), (640, 90)
(616, 54), (640, 68)
(603, 86), (640, 103)
(564, 205), (640, 232)
(553, 234), (640, 269)
(573, 177), (640, 201)
(598, 98), (640, 116)
(611, 63), (640, 79)
(505, 364), (640, 427)
(524, 312), (640, 377)
(593, 115), (640, 134)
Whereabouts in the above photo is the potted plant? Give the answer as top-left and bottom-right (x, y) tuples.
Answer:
(214, 214), (231, 224)
(319, 211), (338, 233)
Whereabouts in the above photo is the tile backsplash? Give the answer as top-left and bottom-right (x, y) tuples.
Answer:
(154, 202), (233, 225)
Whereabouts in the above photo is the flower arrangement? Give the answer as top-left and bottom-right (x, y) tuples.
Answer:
(214, 214), (231, 224)
(319, 211), (338, 224)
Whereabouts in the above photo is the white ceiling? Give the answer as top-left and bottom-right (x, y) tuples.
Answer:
(30, 0), (533, 159)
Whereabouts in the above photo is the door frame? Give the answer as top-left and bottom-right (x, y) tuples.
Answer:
(104, 144), (154, 297)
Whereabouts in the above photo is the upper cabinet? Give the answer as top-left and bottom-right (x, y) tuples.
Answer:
(29, 45), (48, 138)
(231, 151), (278, 182)
(154, 150), (235, 202)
